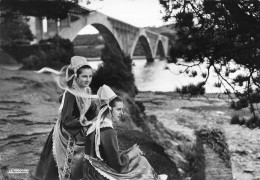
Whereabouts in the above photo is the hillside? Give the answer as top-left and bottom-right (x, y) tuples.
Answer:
(73, 34), (104, 58)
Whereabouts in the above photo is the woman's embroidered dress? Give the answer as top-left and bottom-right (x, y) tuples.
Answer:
(34, 83), (98, 180)
(82, 118), (160, 180)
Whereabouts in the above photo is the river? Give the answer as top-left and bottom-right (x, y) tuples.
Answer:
(89, 58), (248, 93)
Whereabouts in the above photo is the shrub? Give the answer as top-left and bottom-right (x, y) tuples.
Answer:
(250, 93), (260, 104)
(230, 98), (248, 110)
(195, 126), (231, 168)
(201, 72), (207, 78)
(230, 115), (240, 125)
(225, 71), (229, 77)
(6, 35), (75, 70)
(22, 55), (42, 69)
(176, 82), (205, 98)
(191, 70), (197, 77)
(214, 82), (221, 88)
(245, 116), (260, 129)
(0, 16), (34, 46)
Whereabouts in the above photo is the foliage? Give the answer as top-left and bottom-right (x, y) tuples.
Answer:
(230, 98), (248, 110)
(201, 72), (207, 78)
(230, 114), (240, 125)
(0, 0), (83, 20)
(176, 82), (205, 99)
(191, 70), (197, 77)
(159, 0), (260, 118)
(0, 15), (34, 46)
(195, 126), (231, 168)
(91, 45), (137, 97)
(230, 114), (260, 129)
(3, 35), (74, 69)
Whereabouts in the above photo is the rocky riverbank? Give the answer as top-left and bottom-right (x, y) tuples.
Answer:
(136, 91), (260, 180)
(1, 66), (260, 180)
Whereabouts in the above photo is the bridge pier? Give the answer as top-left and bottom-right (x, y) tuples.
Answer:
(35, 18), (44, 41)
(47, 19), (59, 37)
(146, 57), (154, 62)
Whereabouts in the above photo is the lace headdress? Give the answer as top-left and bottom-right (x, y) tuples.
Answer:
(36, 56), (98, 125)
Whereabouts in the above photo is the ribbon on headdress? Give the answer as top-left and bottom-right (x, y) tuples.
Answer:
(86, 85), (117, 160)
(35, 67), (98, 99)
(36, 56), (98, 127)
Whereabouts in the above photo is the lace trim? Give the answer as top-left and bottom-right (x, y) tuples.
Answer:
(72, 79), (92, 126)
(62, 135), (76, 180)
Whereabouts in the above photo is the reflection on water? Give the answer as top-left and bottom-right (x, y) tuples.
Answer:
(89, 59), (249, 93)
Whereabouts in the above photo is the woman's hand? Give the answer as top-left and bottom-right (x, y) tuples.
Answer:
(126, 144), (144, 159)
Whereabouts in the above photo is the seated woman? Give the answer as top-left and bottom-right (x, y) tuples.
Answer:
(35, 56), (99, 180)
(83, 85), (167, 180)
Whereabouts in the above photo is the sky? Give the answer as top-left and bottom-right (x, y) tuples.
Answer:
(78, 0), (167, 34)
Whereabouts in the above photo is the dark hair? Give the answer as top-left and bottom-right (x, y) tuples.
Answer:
(109, 96), (123, 108)
(76, 65), (93, 77)
(101, 96), (123, 119)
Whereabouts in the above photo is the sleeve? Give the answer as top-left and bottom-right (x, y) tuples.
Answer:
(100, 128), (130, 173)
(60, 92), (82, 136)
(85, 100), (99, 121)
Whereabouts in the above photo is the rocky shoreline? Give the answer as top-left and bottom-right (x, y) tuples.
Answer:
(136, 91), (260, 180)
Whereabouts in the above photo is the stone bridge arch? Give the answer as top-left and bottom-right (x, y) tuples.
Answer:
(130, 30), (153, 61)
(154, 40), (166, 58)
(59, 11), (123, 54)
(33, 6), (170, 62)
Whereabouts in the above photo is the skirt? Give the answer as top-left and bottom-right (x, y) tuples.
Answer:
(82, 154), (160, 180)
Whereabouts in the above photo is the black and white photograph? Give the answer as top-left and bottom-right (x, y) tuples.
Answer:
(0, 0), (260, 180)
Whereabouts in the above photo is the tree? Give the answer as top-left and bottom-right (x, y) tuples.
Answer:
(159, 0), (260, 119)
(0, 0), (83, 20)
(0, 13), (34, 46)
(91, 44), (137, 97)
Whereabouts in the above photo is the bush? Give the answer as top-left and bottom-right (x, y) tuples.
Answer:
(245, 116), (260, 129)
(230, 115), (240, 125)
(176, 82), (205, 98)
(201, 72), (207, 78)
(0, 16), (34, 46)
(214, 82), (221, 88)
(4, 35), (75, 70)
(191, 70), (197, 77)
(230, 115), (260, 129)
(230, 98), (248, 110)
(22, 55), (42, 69)
(195, 126), (231, 168)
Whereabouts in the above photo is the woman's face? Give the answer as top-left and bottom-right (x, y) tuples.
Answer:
(111, 101), (124, 121)
(76, 68), (93, 88)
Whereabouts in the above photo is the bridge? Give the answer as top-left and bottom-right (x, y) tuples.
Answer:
(31, 5), (169, 61)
